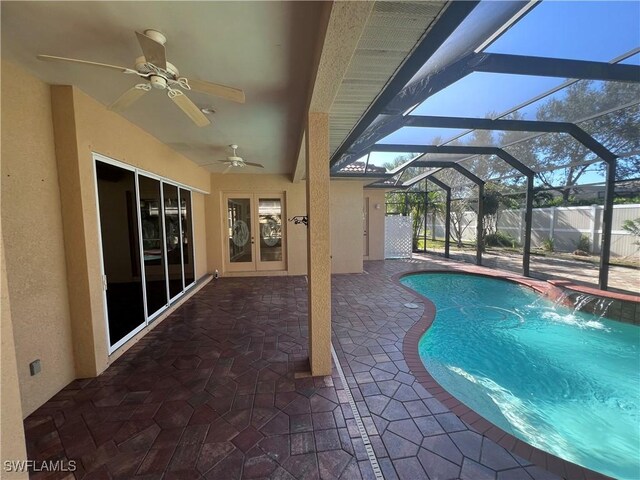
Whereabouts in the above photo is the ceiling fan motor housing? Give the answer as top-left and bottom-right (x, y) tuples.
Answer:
(150, 75), (168, 89)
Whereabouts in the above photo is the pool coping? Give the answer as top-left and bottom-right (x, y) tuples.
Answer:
(395, 265), (615, 480)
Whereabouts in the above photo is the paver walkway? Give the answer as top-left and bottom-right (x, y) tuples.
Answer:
(23, 259), (572, 479)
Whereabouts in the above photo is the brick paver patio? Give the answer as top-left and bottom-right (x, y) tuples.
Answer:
(24, 257), (602, 479)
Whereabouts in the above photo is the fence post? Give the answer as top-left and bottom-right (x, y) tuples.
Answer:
(589, 204), (598, 254)
(431, 212), (436, 241)
(549, 207), (556, 241)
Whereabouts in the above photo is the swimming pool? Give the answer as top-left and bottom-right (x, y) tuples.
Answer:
(401, 272), (640, 479)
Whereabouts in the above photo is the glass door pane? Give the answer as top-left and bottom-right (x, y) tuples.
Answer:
(227, 197), (254, 265)
(163, 183), (184, 299)
(256, 194), (286, 271)
(95, 161), (145, 348)
(180, 189), (195, 286)
(258, 198), (282, 262)
(139, 175), (168, 317)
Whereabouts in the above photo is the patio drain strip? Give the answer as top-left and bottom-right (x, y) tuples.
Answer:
(331, 344), (384, 480)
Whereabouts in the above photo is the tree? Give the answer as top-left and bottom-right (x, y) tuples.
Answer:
(502, 81), (640, 202)
(622, 218), (640, 246)
(449, 198), (474, 248)
(383, 155), (430, 251)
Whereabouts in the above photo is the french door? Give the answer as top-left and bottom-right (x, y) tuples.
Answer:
(94, 154), (197, 353)
(363, 197), (370, 257)
(224, 193), (286, 272)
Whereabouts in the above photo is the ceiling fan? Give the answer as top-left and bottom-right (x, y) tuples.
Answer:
(203, 144), (264, 173)
(37, 29), (245, 127)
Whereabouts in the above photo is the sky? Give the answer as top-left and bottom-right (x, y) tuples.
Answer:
(370, 0), (640, 185)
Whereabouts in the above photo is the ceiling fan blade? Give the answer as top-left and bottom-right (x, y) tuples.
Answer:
(109, 84), (151, 111)
(188, 78), (245, 104)
(222, 165), (233, 174)
(218, 160), (232, 164)
(168, 89), (210, 127)
(136, 31), (167, 69)
(244, 162), (264, 168)
(37, 54), (136, 73)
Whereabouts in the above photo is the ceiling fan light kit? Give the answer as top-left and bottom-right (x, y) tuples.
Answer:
(197, 144), (265, 173)
(37, 28), (245, 127)
(142, 29), (166, 46)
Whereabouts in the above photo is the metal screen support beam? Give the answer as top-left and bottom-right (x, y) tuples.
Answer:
(427, 177), (451, 258)
(423, 188), (428, 253)
(477, 183), (484, 266)
(402, 161), (485, 186)
(411, 161), (484, 265)
(473, 53), (640, 83)
(384, 144), (533, 274)
(371, 144), (535, 177)
(523, 174), (534, 277)
(404, 115), (618, 166)
(599, 158), (616, 290)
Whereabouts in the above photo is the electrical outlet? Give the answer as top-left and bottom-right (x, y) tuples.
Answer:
(29, 359), (41, 376)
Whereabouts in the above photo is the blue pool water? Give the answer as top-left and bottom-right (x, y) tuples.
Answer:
(401, 273), (640, 479)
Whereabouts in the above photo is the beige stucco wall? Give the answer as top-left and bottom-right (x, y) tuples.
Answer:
(330, 180), (364, 273)
(51, 84), (211, 376)
(1, 241), (29, 478)
(1, 61), (214, 421)
(207, 173), (308, 276)
(193, 194), (208, 279)
(1, 61), (372, 424)
(1, 61), (77, 417)
(364, 189), (386, 261)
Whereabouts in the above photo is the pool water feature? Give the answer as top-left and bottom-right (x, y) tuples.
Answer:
(401, 273), (640, 479)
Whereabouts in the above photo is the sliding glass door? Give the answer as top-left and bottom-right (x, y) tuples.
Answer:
(95, 161), (145, 348)
(163, 183), (184, 300)
(181, 189), (195, 287)
(95, 155), (198, 352)
(138, 175), (168, 319)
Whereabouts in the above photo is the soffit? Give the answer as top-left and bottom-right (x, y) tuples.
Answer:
(329, 1), (448, 156)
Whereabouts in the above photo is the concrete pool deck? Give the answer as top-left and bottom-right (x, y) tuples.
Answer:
(413, 250), (640, 296)
(22, 257), (626, 479)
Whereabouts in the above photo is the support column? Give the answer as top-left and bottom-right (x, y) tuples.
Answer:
(306, 112), (332, 376)
(599, 158), (616, 290)
(444, 189), (451, 259)
(428, 177), (451, 259)
(523, 174), (533, 277)
(423, 189), (428, 252)
(477, 184), (484, 265)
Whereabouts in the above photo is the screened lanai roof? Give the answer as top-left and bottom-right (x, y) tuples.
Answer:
(330, 0), (640, 190)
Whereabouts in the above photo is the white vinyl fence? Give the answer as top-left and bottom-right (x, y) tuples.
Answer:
(385, 215), (413, 258)
(428, 204), (640, 257)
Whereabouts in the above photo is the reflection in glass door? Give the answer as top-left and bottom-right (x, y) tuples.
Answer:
(95, 161), (145, 348)
(257, 197), (284, 270)
(226, 196), (254, 271)
(163, 183), (184, 300)
(138, 175), (168, 318)
(180, 189), (195, 287)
